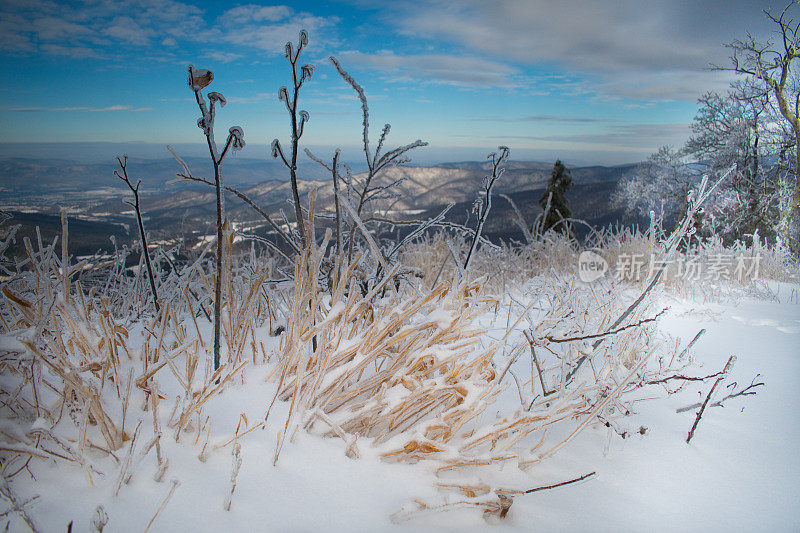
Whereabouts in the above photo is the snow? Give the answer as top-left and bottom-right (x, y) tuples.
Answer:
(0, 332), (29, 354)
(5, 281), (799, 531)
(512, 286), (800, 531)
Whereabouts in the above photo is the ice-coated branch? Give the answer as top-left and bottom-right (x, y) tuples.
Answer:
(464, 146), (509, 271)
(114, 155), (159, 313)
(219, 126), (245, 163)
(271, 139), (290, 169)
(374, 140), (428, 174)
(273, 29), (314, 249)
(686, 355), (736, 443)
(298, 110), (309, 139)
(178, 64), (245, 371)
(330, 56), (371, 170)
(375, 124), (390, 164)
(328, 56), (428, 265)
(223, 184), (301, 256)
(676, 373), (765, 413)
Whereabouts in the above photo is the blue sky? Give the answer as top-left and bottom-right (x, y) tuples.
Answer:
(0, 0), (778, 165)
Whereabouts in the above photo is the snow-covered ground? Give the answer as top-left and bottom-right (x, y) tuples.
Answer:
(8, 280), (799, 532)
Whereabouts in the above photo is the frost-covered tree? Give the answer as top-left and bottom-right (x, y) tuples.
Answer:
(617, 83), (791, 245)
(683, 83), (785, 243)
(718, 0), (800, 251)
(614, 147), (698, 230)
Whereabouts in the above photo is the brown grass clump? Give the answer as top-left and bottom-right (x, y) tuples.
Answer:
(0, 218), (261, 492)
(263, 230), (670, 519)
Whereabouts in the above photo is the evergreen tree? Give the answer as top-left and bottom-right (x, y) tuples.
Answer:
(537, 159), (572, 234)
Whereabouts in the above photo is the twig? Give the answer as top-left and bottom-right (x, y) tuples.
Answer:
(498, 471), (596, 495)
(686, 355), (736, 444)
(676, 328), (706, 361)
(464, 147), (508, 271)
(646, 369), (725, 386)
(552, 308), (667, 344)
(677, 374), (764, 413)
(115, 155), (160, 312)
(523, 471), (596, 493)
(0, 478), (39, 532)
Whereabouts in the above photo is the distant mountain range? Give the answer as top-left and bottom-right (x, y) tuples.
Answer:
(0, 156), (644, 259)
(0, 156), (335, 200)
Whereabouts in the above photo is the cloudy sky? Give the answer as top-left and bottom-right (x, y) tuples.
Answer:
(0, 0), (782, 164)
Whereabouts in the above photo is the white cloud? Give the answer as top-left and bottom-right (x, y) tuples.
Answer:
(0, 0), (203, 55)
(203, 50), (243, 63)
(0, 0), (340, 65)
(0, 16), (36, 53)
(40, 44), (104, 59)
(32, 17), (93, 41)
(512, 123), (691, 150)
(337, 51), (518, 88)
(389, 0), (771, 101)
(226, 93), (272, 104)
(223, 5), (293, 24)
(103, 16), (153, 46)
(216, 9), (338, 54)
(474, 115), (613, 124)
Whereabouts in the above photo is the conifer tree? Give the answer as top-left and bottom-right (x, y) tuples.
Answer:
(537, 159), (572, 234)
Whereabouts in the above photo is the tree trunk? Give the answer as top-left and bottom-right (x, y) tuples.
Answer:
(790, 132), (800, 252)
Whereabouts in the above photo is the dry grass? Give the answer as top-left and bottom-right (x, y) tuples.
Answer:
(0, 220), (264, 496)
(262, 229), (673, 518)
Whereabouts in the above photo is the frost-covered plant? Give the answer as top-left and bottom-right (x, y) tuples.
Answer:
(170, 65), (245, 371)
(617, 81), (790, 248)
(614, 146), (700, 231)
(271, 30), (315, 250)
(464, 146), (508, 271)
(684, 83), (785, 244)
(323, 56), (427, 263)
(0, 209), (20, 277)
(114, 155), (159, 313)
